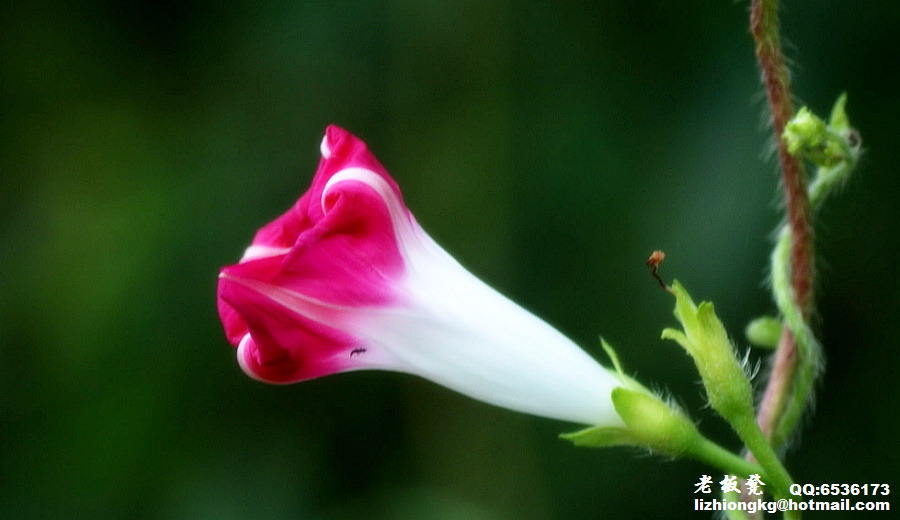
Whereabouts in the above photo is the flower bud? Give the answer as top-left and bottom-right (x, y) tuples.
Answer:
(745, 316), (782, 350)
(661, 281), (754, 422)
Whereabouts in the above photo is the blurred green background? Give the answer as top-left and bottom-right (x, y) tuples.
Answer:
(2, 1), (898, 518)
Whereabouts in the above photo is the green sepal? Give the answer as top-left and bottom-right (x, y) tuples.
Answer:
(665, 281), (733, 361)
(611, 387), (699, 454)
(828, 92), (850, 132)
(660, 328), (689, 350)
(560, 426), (636, 448)
(600, 337), (625, 379)
(599, 337), (647, 392)
(561, 387), (700, 455)
(745, 316), (782, 349)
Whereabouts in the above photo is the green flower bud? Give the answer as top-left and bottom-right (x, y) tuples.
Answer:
(783, 106), (827, 158)
(661, 281), (754, 422)
(782, 95), (860, 169)
(745, 316), (782, 349)
(611, 388), (700, 452)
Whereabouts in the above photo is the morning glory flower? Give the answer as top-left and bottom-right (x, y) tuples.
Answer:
(217, 125), (622, 425)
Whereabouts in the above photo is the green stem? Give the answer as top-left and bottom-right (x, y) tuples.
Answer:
(766, 141), (858, 448)
(767, 229), (820, 449)
(731, 411), (796, 502)
(723, 491), (751, 520)
(687, 437), (765, 479)
(808, 152), (858, 209)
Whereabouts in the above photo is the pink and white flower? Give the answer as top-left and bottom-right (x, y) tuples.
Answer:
(217, 125), (621, 425)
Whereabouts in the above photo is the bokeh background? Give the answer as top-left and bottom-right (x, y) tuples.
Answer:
(2, 1), (898, 518)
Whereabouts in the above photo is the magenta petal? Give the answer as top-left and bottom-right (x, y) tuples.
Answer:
(319, 125), (399, 194)
(240, 125), (406, 307)
(218, 274), (359, 383)
(217, 126), (412, 383)
(248, 205), (309, 252)
(241, 125), (399, 255)
(217, 294), (248, 346)
(277, 179), (404, 306)
(297, 126), (402, 228)
(217, 255), (283, 345)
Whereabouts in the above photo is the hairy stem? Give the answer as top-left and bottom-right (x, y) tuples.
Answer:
(755, 329), (797, 441)
(750, 0), (815, 447)
(761, 113), (857, 449)
(768, 228), (821, 449)
(688, 437), (766, 479)
(731, 410), (796, 504)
